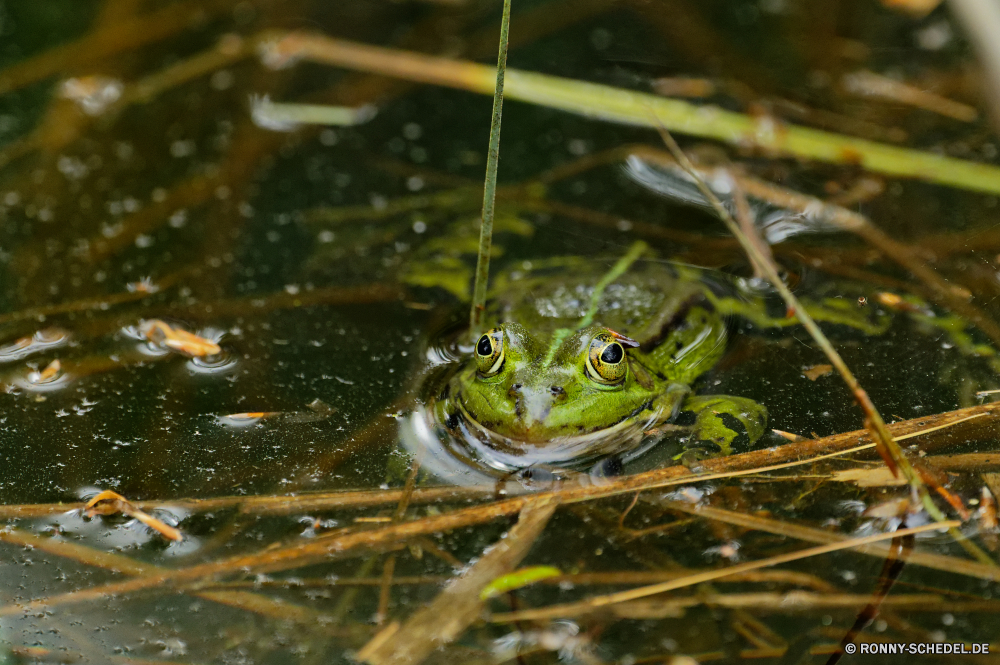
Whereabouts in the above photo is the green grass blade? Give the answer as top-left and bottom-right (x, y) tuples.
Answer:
(470, 0), (512, 337)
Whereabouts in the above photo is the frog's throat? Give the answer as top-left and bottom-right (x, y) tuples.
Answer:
(454, 398), (666, 467)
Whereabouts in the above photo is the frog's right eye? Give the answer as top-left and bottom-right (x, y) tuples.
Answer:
(475, 328), (505, 377)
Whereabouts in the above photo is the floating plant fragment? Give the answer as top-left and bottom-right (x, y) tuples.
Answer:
(216, 411), (283, 426)
(84, 490), (183, 542)
(831, 466), (908, 487)
(126, 276), (159, 293)
(802, 364), (834, 381)
(59, 76), (123, 115)
(215, 400), (335, 426)
(480, 565), (563, 600)
(28, 359), (62, 385)
(0, 328), (70, 362)
(250, 94), (376, 131)
(139, 319), (221, 357)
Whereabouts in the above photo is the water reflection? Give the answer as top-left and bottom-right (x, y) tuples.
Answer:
(0, 0), (999, 662)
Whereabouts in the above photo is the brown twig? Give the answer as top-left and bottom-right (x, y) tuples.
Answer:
(2, 404), (995, 521)
(488, 522), (956, 623)
(654, 127), (948, 523)
(358, 498), (557, 665)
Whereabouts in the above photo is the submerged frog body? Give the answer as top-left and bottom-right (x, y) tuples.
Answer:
(446, 254), (752, 467)
(399, 243), (996, 485)
(402, 245), (765, 483)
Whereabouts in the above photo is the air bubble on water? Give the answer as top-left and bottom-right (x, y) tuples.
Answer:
(169, 209), (188, 228)
(915, 21), (952, 50)
(210, 69), (234, 91)
(320, 129), (338, 146)
(170, 140), (196, 158)
(402, 123), (422, 140)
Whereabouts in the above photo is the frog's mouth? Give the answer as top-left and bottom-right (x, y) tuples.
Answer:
(453, 399), (666, 470)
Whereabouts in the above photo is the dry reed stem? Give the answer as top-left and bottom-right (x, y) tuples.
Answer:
(272, 31), (1000, 195)
(3, 408), (995, 616)
(210, 569), (836, 591)
(841, 69), (978, 122)
(627, 146), (1000, 350)
(948, 0), (1000, 132)
(534, 142), (1000, 350)
(657, 500), (1000, 584)
(13, 2), (612, 272)
(657, 128), (950, 524)
(2, 404), (994, 520)
(376, 460), (422, 625)
(0, 495), (536, 616)
(0, 527), (359, 634)
(551, 593), (1000, 620)
(487, 522), (956, 623)
(358, 498), (556, 665)
(0, 0), (240, 95)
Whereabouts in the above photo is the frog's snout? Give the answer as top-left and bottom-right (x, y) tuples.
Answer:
(508, 383), (567, 431)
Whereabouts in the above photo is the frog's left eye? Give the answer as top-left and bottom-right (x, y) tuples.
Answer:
(586, 334), (628, 384)
(475, 328), (505, 377)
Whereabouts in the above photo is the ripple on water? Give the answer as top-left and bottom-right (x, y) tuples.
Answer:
(0, 328), (70, 363)
(215, 411), (271, 427)
(121, 323), (173, 358)
(38, 492), (200, 555)
(10, 363), (73, 393)
(187, 350), (238, 374)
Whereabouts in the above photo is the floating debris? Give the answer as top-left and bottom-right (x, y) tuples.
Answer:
(140, 319), (221, 357)
(875, 291), (932, 314)
(832, 466), (908, 487)
(126, 276), (160, 293)
(216, 411), (282, 426)
(250, 94), (376, 131)
(216, 399), (335, 427)
(28, 359), (62, 384)
(878, 0), (942, 17)
(84, 490), (183, 542)
(771, 429), (809, 442)
(0, 328), (70, 362)
(59, 76), (123, 115)
(842, 69), (977, 121)
(480, 565), (563, 600)
(802, 364), (833, 381)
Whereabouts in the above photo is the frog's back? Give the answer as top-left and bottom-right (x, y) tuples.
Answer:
(486, 258), (707, 343)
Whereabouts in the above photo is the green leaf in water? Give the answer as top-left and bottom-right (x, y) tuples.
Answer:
(479, 565), (562, 600)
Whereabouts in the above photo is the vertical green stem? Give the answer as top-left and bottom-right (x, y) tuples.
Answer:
(470, 0), (512, 337)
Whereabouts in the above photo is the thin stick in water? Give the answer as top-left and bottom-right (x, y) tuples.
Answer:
(654, 126), (947, 524)
(470, 0), (512, 336)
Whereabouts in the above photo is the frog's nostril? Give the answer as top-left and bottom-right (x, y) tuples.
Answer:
(549, 385), (566, 397)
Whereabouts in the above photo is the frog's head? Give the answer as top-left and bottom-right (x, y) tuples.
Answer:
(454, 322), (666, 453)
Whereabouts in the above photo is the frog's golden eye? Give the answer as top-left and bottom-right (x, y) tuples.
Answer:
(475, 328), (505, 376)
(586, 334), (628, 384)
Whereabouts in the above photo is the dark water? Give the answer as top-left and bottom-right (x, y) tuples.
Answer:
(1, 1), (999, 663)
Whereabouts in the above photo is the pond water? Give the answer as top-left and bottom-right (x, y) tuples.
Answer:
(1, 1), (1000, 663)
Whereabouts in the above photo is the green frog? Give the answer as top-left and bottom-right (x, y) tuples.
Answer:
(400, 240), (969, 485)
